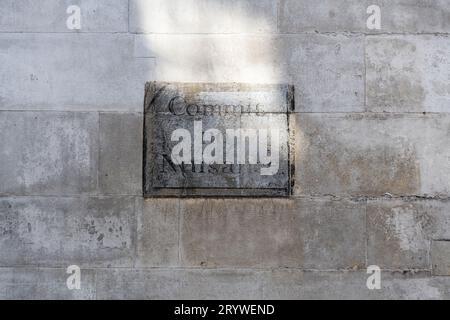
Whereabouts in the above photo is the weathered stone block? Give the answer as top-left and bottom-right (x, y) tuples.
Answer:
(0, 268), (95, 300)
(95, 269), (182, 300)
(280, 34), (365, 112)
(135, 34), (364, 113)
(95, 268), (263, 300)
(432, 241), (450, 276)
(130, 0), (277, 33)
(0, 0), (128, 32)
(261, 270), (448, 300)
(376, 0), (450, 33)
(379, 273), (450, 300)
(144, 82), (294, 197)
(180, 198), (365, 269)
(368, 199), (450, 240)
(177, 269), (264, 300)
(295, 114), (450, 197)
(367, 200), (430, 269)
(262, 270), (370, 300)
(366, 35), (450, 112)
(0, 112), (98, 196)
(279, 0), (450, 33)
(96, 268), (450, 300)
(0, 34), (154, 111)
(0, 197), (136, 267)
(99, 113), (143, 195)
(365, 199), (450, 271)
(423, 201), (450, 240)
(279, 0), (367, 33)
(136, 199), (180, 267)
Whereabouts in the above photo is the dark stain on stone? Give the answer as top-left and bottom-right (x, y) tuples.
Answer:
(0, 210), (19, 237)
(86, 221), (97, 235)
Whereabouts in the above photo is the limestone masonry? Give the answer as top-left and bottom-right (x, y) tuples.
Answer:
(0, 0), (449, 299)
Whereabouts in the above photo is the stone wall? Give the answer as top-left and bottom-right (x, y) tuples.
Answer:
(0, 0), (449, 299)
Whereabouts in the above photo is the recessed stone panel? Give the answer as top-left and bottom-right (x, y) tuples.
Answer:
(143, 82), (295, 197)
